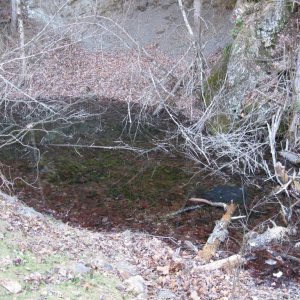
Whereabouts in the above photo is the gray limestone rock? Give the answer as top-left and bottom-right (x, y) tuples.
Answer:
(224, 0), (291, 114)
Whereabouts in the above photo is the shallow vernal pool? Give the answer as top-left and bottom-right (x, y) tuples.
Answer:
(0, 100), (247, 247)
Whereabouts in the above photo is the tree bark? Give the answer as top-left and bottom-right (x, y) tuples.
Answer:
(17, 0), (26, 82)
(11, 0), (18, 31)
(193, 0), (202, 46)
(288, 47), (300, 145)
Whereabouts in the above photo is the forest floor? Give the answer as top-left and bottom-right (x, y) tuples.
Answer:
(1, 2), (300, 299)
(1, 192), (299, 300)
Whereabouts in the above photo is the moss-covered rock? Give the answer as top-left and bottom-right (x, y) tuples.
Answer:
(256, 0), (291, 47)
(224, 0), (291, 115)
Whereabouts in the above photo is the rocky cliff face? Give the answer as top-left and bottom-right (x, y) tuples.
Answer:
(0, 0), (11, 24)
(224, 0), (292, 114)
(28, 0), (176, 19)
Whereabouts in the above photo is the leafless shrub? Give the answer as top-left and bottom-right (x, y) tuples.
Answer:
(0, 1), (296, 187)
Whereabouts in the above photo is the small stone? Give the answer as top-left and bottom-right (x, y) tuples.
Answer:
(40, 290), (48, 296)
(102, 263), (113, 271)
(28, 272), (42, 282)
(74, 262), (91, 274)
(91, 256), (108, 269)
(0, 279), (22, 294)
(124, 275), (147, 296)
(115, 261), (137, 280)
(0, 256), (12, 267)
(115, 284), (125, 291)
(190, 290), (200, 300)
(265, 259), (277, 266)
(118, 270), (131, 280)
(158, 289), (176, 299)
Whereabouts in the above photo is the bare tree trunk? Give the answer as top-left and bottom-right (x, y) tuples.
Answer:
(193, 0), (205, 103)
(193, 0), (202, 47)
(178, 0), (204, 96)
(11, 0), (18, 31)
(17, 0), (26, 82)
(288, 47), (300, 146)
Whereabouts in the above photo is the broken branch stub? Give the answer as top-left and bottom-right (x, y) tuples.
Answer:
(199, 203), (237, 262)
(274, 162), (289, 184)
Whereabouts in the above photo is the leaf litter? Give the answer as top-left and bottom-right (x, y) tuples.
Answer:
(0, 192), (299, 299)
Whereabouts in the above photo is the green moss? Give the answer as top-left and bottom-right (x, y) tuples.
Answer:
(106, 164), (189, 203)
(201, 43), (232, 103)
(224, 0), (237, 9)
(0, 224), (128, 300)
(45, 156), (106, 184)
(231, 17), (244, 38)
(199, 44), (239, 133)
(276, 110), (291, 137)
(207, 113), (231, 134)
(47, 273), (126, 300)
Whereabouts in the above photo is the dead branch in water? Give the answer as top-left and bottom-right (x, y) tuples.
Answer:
(189, 197), (227, 210)
(164, 205), (203, 218)
(165, 198), (228, 218)
(199, 203), (237, 262)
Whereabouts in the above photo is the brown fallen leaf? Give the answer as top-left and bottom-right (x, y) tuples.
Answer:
(169, 262), (184, 273)
(0, 279), (22, 294)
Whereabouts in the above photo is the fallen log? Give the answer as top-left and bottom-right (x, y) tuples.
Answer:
(199, 203), (237, 262)
(197, 254), (245, 272)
